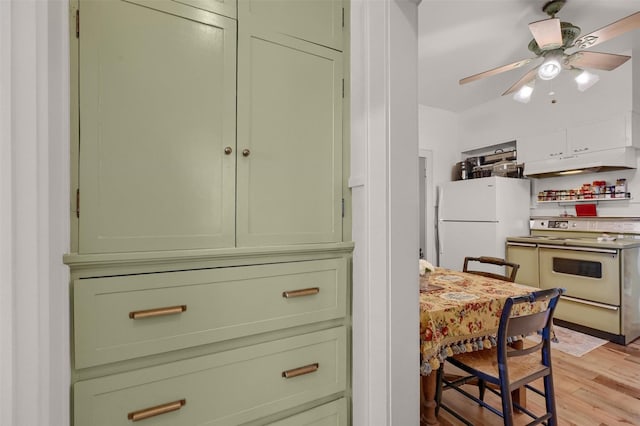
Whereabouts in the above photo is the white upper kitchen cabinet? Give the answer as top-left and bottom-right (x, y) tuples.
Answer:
(517, 128), (567, 163)
(518, 111), (640, 164)
(567, 112), (640, 153)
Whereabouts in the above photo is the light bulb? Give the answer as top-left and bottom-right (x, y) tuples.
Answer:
(538, 57), (562, 80)
(574, 70), (600, 91)
(513, 84), (534, 103)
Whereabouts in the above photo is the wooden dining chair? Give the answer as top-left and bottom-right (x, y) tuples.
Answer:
(463, 256), (520, 282)
(437, 288), (564, 426)
(435, 257), (521, 410)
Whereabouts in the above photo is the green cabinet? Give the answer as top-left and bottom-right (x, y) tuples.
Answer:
(239, 0), (344, 51)
(69, 0), (350, 424)
(75, 0), (346, 254)
(78, 0), (237, 253)
(236, 28), (343, 247)
(172, 0), (237, 19)
(267, 398), (348, 426)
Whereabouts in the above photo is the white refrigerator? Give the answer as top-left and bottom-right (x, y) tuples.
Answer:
(435, 176), (531, 271)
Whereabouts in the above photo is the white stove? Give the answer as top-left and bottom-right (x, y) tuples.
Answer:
(506, 217), (640, 345)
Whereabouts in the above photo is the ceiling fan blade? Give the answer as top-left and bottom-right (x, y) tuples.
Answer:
(529, 18), (563, 50)
(574, 11), (640, 50)
(502, 67), (538, 96)
(459, 58), (536, 85)
(566, 51), (631, 71)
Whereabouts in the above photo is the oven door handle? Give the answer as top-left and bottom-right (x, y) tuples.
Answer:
(506, 242), (537, 248)
(538, 244), (618, 255)
(561, 295), (619, 311)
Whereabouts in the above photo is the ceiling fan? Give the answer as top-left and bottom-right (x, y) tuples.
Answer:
(459, 0), (640, 99)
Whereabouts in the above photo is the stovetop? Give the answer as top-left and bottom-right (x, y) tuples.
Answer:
(507, 234), (640, 249)
(507, 217), (640, 249)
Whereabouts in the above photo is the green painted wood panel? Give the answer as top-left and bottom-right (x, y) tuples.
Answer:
(237, 30), (343, 247)
(78, 0), (236, 253)
(74, 327), (347, 425)
(239, 0), (343, 51)
(73, 258), (347, 368)
(267, 398), (348, 426)
(172, 0), (237, 19)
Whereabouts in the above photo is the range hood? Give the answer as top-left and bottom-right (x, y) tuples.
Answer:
(524, 147), (637, 178)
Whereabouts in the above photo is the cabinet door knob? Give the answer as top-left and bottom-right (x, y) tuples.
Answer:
(242, 149), (251, 157)
(224, 147), (232, 155)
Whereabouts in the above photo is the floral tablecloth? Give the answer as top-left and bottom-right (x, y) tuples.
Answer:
(419, 268), (544, 375)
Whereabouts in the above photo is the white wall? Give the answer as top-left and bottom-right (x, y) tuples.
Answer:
(418, 105), (460, 183)
(458, 56), (633, 153)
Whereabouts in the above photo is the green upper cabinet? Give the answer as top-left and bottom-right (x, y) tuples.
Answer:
(74, 0), (345, 254)
(236, 28), (343, 247)
(77, 0), (237, 253)
(239, 0), (344, 51)
(171, 0), (237, 19)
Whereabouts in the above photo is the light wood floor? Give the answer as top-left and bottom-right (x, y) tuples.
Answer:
(437, 337), (640, 425)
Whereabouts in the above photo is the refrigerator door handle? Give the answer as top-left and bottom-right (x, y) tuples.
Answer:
(435, 186), (442, 266)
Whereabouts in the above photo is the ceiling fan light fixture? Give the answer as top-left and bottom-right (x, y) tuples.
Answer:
(513, 83), (534, 103)
(538, 55), (562, 80)
(574, 69), (600, 91)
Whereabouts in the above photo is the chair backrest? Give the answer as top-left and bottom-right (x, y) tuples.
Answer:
(463, 256), (520, 282)
(497, 288), (564, 366)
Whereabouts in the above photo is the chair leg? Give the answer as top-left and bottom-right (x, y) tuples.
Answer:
(435, 363), (445, 417)
(500, 383), (515, 426)
(543, 374), (558, 426)
(478, 379), (486, 401)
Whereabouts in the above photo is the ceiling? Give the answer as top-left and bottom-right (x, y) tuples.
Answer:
(418, 0), (640, 112)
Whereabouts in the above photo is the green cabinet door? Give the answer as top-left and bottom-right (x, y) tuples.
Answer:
(172, 0), (237, 19)
(78, 0), (236, 253)
(236, 29), (343, 247)
(239, 0), (344, 51)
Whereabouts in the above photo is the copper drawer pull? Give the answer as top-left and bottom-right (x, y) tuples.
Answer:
(129, 305), (187, 320)
(282, 363), (319, 379)
(282, 287), (320, 298)
(127, 399), (186, 422)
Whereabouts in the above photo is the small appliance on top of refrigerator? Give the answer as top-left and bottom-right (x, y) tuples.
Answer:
(436, 176), (531, 271)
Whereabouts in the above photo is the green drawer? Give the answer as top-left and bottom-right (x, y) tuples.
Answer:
(555, 296), (620, 334)
(74, 327), (347, 425)
(267, 398), (348, 426)
(74, 258), (347, 368)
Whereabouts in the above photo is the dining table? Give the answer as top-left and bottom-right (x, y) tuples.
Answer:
(419, 267), (544, 426)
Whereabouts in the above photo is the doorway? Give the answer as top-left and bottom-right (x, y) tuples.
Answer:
(419, 149), (434, 263)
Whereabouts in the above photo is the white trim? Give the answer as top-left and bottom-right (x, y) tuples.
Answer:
(0, 2), (14, 424)
(1, 2), (70, 425)
(351, 0), (420, 425)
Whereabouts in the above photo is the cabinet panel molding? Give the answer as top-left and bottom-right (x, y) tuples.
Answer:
(78, 0), (237, 253)
(266, 398), (348, 426)
(237, 31), (343, 246)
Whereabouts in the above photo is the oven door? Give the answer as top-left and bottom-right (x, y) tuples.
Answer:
(538, 245), (620, 306)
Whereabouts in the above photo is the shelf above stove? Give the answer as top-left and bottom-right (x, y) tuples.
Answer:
(536, 197), (631, 204)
